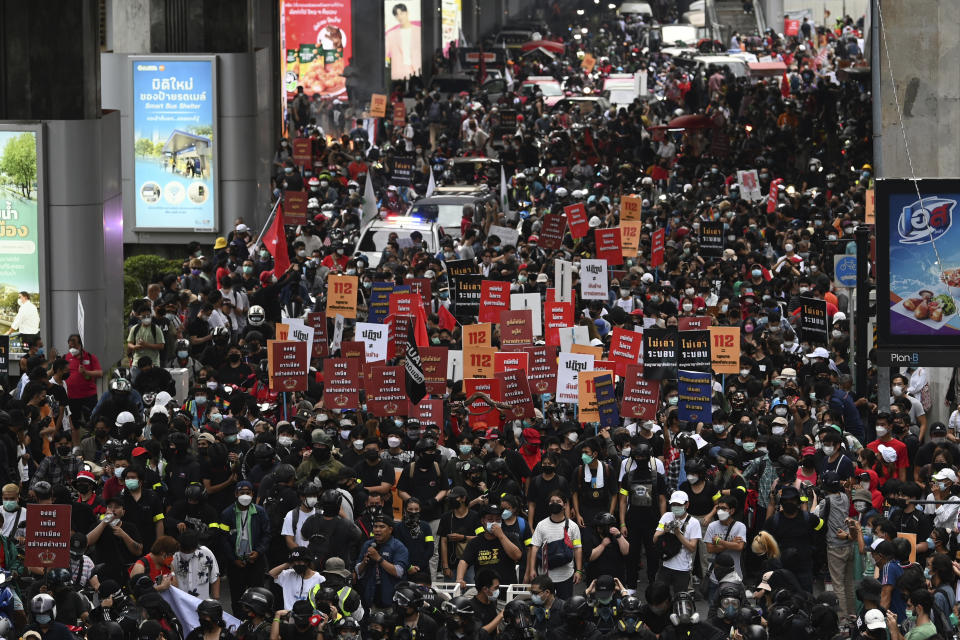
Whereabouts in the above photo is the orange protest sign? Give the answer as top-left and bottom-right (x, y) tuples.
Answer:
(709, 326), (741, 374)
(463, 323), (492, 348)
(620, 221), (643, 257)
(326, 275), (358, 319)
(578, 371), (606, 422)
(275, 324), (290, 340)
(865, 188), (875, 224)
(581, 53), (596, 73)
(370, 93), (387, 118)
(464, 346), (496, 379)
(571, 344), (603, 360)
(620, 195), (643, 222)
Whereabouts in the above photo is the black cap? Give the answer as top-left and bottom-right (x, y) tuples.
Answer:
(289, 546), (311, 562)
(714, 552), (734, 568)
(219, 417), (239, 435)
(292, 600), (313, 616)
(931, 422), (948, 435)
(595, 575), (616, 598)
(480, 504), (501, 517)
(371, 515), (394, 527)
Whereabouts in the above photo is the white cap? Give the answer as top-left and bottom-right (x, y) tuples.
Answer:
(589, 216), (602, 228)
(149, 405), (168, 419)
(116, 411), (135, 427)
(641, 272), (654, 284)
(155, 391), (173, 407)
(833, 311), (847, 323)
(864, 609), (886, 631)
(235, 223), (250, 233)
(424, 270), (436, 279)
(238, 428), (256, 442)
(811, 347), (831, 359)
(933, 468), (958, 483)
(780, 368), (797, 378)
(669, 490), (689, 504)
(878, 444), (898, 463)
(590, 338), (603, 346)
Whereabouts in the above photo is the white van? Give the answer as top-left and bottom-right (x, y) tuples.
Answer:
(618, 2), (654, 17)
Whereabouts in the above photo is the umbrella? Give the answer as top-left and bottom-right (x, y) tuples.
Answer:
(520, 39), (565, 54)
(665, 114), (719, 130)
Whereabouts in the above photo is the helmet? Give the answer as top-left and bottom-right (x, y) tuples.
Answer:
(45, 567), (71, 590)
(110, 377), (132, 393)
(113, 367), (131, 380)
(555, 187), (568, 198)
(297, 481), (320, 497)
(486, 457), (509, 476)
(308, 584), (339, 610)
(273, 464), (297, 484)
(774, 455), (799, 476)
(248, 306), (265, 326)
(715, 448), (739, 466)
(212, 326), (229, 339)
(319, 489), (342, 512)
(617, 596), (644, 634)
(116, 411), (135, 427)
(562, 596), (590, 622)
(239, 586), (275, 617)
(176, 338), (189, 350)
(503, 599), (533, 629)
(669, 591), (700, 626)
(393, 583), (423, 609)
(443, 596), (476, 617)
(197, 598), (223, 621)
(31, 593), (56, 624)
(184, 485), (204, 502)
(593, 512), (616, 528)
(253, 443), (275, 464)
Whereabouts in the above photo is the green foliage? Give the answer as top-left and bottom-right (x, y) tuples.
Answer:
(0, 290), (19, 313)
(0, 133), (36, 198)
(123, 254), (182, 315)
(134, 137), (161, 157)
(188, 125), (214, 140)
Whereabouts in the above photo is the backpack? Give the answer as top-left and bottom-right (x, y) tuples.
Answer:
(263, 485), (291, 534)
(656, 515), (690, 561)
(931, 586), (954, 639)
(626, 458), (658, 507)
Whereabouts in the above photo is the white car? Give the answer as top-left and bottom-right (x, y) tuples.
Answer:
(355, 218), (442, 267)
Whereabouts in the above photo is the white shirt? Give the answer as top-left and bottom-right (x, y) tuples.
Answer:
(10, 300), (39, 334)
(0, 506), (26, 538)
(704, 518), (747, 578)
(531, 517), (582, 583)
(275, 568), (325, 610)
(281, 506), (319, 546)
(172, 546), (219, 600)
(657, 511), (702, 572)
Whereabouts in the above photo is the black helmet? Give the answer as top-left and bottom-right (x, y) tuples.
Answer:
(503, 599), (533, 628)
(683, 460), (705, 476)
(298, 481), (320, 497)
(197, 599), (223, 621)
(620, 595), (642, 616)
(632, 443), (652, 459)
(415, 438), (438, 454)
(443, 596), (476, 617)
(393, 583), (423, 609)
(336, 618), (361, 632)
(617, 595), (644, 634)
(239, 586), (275, 616)
(716, 447), (739, 466)
(593, 512), (616, 528)
(367, 610), (392, 628)
(486, 457), (509, 475)
(562, 595), (590, 622)
(253, 443), (275, 464)
(319, 489), (342, 512)
(45, 567), (71, 590)
(274, 463), (297, 484)
(185, 484), (204, 502)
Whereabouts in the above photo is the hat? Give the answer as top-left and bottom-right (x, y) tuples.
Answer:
(780, 367), (797, 378)
(214, 237), (227, 250)
(590, 337), (604, 346)
(772, 416), (788, 426)
(311, 429), (332, 445)
(219, 417), (239, 435)
(288, 546), (311, 562)
(714, 552), (734, 568)
(669, 490), (688, 504)
(779, 485), (801, 501)
(236, 480), (254, 491)
(197, 432), (215, 444)
(322, 557), (352, 579)
(801, 445), (816, 457)
(131, 446), (148, 458)
(448, 486), (468, 499)
(810, 347), (831, 359)
(594, 575), (616, 599)
(480, 503), (502, 517)
(641, 272), (654, 284)
(236, 223), (250, 233)
(722, 248), (736, 261)
(756, 571), (774, 591)
(522, 427), (541, 444)
(238, 428), (255, 443)
(75, 470), (97, 484)
(933, 468), (958, 483)
(931, 422), (948, 435)
(833, 311), (847, 323)
(98, 578), (121, 599)
(536, 273), (549, 283)
(864, 609), (886, 631)
(878, 444), (898, 463)
(852, 488), (873, 504)
(483, 427), (502, 441)
(588, 216), (602, 228)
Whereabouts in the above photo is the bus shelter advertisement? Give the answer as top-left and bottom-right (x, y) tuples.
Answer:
(132, 58), (217, 231)
(0, 130), (40, 337)
(879, 179), (960, 347)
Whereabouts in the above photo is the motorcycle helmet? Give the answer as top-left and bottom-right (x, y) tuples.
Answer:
(31, 593), (56, 625)
(617, 595), (644, 634)
(562, 595), (590, 623)
(238, 586), (275, 617)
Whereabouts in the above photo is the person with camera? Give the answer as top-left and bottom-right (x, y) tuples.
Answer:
(86, 493), (143, 587)
(652, 491), (702, 595)
(269, 599), (323, 640)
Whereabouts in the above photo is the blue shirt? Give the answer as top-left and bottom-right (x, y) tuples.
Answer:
(355, 535), (409, 608)
(882, 560), (907, 622)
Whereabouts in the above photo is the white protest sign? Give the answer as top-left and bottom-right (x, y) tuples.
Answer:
(556, 352), (595, 404)
(554, 259), (574, 303)
(355, 322), (389, 362)
(447, 350), (463, 382)
(489, 224), (520, 248)
(558, 325), (591, 353)
(285, 318), (315, 347)
(330, 314), (345, 354)
(580, 258), (609, 300)
(737, 169), (763, 201)
(77, 293), (85, 345)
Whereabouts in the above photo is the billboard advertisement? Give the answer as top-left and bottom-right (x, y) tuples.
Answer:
(384, 0), (423, 80)
(877, 179), (960, 351)
(280, 0), (351, 101)
(0, 129), (41, 338)
(441, 0), (461, 56)
(132, 58), (217, 231)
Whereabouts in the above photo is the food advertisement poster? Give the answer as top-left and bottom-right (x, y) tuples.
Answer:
(132, 58), (217, 231)
(0, 129), (41, 337)
(281, 0), (351, 100)
(877, 179), (960, 346)
(441, 0), (461, 56)
(384, 0), (423, 80)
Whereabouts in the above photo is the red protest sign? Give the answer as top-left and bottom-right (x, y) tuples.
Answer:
(479, 281), (511, 323)
(622, 366), (660, 420)
(408, 397), (444, 427)
(366, 365), (407, 416)
(767, 178), (783, 213)
(495, 369), (535, 419)
(340, 340), (366, 382)
(268, 340), (309, 392)
(292, 138), (312, 165)
(784, 18), (800, 36)
(392, 101), (407, 127)
(283, 191), (308, 226)
(390, 293), (421, 318)
(565, 203), (589, 238)
(651, 228), (665, 267)
(465, 378), (501, 429)
(418, 346), (448, 396)
(544, 301), (574, 346)
(500, 309), (533, 350)
(494, 351), (529, 374)
(523, 344), (558, 395)
(408, 278), (432, 313)
(540, 214), (567, 249)
(305, 312), (329, 359)
(678, 316), (712, 331)
(25, 504), (71, 568)
(322, 358), (361, 410)
(610, 327), (643, 377)
(595, 227), (623, 265)
(387, 314), (414, 360)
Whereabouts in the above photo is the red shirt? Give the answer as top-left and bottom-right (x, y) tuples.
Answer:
(867, 437), (909, 471)
(321, 254), (349, 272)
(65, 351), (100, 399)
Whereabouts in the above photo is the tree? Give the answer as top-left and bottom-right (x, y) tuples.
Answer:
(188, 125), (214, 140)
(0, 134), (36, 198)
(134, 138), (156, 157)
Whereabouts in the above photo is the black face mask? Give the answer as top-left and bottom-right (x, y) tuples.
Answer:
(228, 353), (242, 363)
(57, 446), (72, 458)
(541, 466), (556, 475)
(781, 501), (800, 515)
(363, 449), (380, 461)
(548, 502), (564, 515)
(292, 563), (308, 575)
(312, 447), (331, 461)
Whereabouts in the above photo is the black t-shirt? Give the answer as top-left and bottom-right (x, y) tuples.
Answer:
(639, 604), (671, 635)
(119, 488), (164, 553)
(397, 461), (448, 520)
(574, 463), (618, 522)
(761, 511), (823, 573)
(891, 507), (934, 541)
(92, 519), (143, 585)
(621, 461), (667, 520)
(354, 459), (396, 508)
(526, 473), (571, 525)
(217, 363), (253, 386)
(461, 531), (521, 586)
(274, 621), (315, 640)
(437, 508), (481, 569)
(582, 527), (627, 582)
(678, 481), (718, 517)
(470, 595), (499, 627)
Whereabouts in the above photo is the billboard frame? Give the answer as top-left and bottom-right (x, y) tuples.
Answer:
(128, 55), (220, 233)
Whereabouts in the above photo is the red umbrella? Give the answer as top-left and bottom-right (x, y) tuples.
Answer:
(665, 114), (719, 129)
(520, 39), (564, 54)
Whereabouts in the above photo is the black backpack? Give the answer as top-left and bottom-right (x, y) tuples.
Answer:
(656, 515), (690, 561)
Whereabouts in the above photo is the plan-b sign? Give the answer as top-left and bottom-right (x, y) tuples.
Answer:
(897, 198), (956, 244)
(834, 255), (857, 288)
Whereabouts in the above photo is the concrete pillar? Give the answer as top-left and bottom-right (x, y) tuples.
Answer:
(109, 0), (152, 53)
(765, 0), (784, 33)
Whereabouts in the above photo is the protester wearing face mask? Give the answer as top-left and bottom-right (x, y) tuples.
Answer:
(866, 412), (909, 482)
(652, 491), (702, 595)
(128, 535), (179, 592)
(281, 482), (320, 548)
(760, 485), (824, 593)
(222, 481), (270, 615)
(267, 546), (324, 610)
(526, 492), (583, 598)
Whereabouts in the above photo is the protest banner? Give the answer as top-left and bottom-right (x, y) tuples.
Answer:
(366, 365), (407, 416)
(544, 301), (574, 346)
(677, 330), (712, 372)
(418, 346), (448, 396)
(578, 370), (606, 422)
(495, 369), (535, 419)
(709, 326), (741, 374)
(305, 312), (329, 358)
(557, 352), (594, 404)
(463, 323), (492, 348)
(355, 322), (389, 363)
(554, 259), (575, 302)
(540, 214), (567, 249)
(511, 293), (543, 337)
(25, 504), (71, 568)
(464, 346), (496, 379)
(322, 358), (361, 410)
(494, 351), (529, 374)
(580, 259), (609, 300)
(408, 397), (443, 426)
(390, 292), (421, 318)
(268, 340), (309, 391)
(464, 378), (500, 428)
(500, 309), (534, 350)
(565, 202), (589, 238)
(643, 328), (678, 380)
(595, 228), (623, 265)
(408, 278), (432, 313)
(698, 221), (724, 257)
(610, 327), (643, 377)
(594, 374), (619, 429)
(523, 345), (558, 395)
(651, 228), (665, 267)
(368, 281), (396, 324)
(620, 221), (642, 257)
(479, 281), (510, 323)
(326, 275), (358, 319)
(621, 367), (659, 420)
(677, 370), (713, 424)
(800, 297), (829, 344)
(678, 316), (712, 331)
(620, 195), (642, 221)
(387, 314), (413, 360)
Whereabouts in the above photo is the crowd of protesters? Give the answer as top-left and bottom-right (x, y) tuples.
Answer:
(4, 3), (946, 640)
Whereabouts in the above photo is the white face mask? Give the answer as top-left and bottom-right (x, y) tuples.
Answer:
(387, 437), (402, 448)
(685, 288), (695, 297)
(717, 509), (730, 521)
(237, 494), (253, 507)
(892, 385), (904, 397)
(740, 369), (750, 377)
(822, 446), (835, 457)
(784, 244), (794, 252)
(68, 348), (80, 357)
(687, 474), (699, 484)
(305, 496), (318, 508)
(568, 432), (579, 443)
(278, 436), (293, 446)
(353, 439), (365, 450)
(682, 303), (693, 312)
(876, 426), (888, 437)
(772, 426), (785, 435)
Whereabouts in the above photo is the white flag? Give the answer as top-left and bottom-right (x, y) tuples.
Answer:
(361, 173), (378, 226)
(426, 167), (436, 197)
(500, 164), (510, 217)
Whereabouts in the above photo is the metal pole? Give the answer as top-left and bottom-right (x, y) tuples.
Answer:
(871, 0), (887, 411)
(855, 226), (870, 396)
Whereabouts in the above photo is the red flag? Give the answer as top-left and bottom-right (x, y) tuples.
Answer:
(263, 204), (290, 274)
(438, 305), (457, 332)
(780, 72), (791, 98)
(414, 300), (429, 348)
